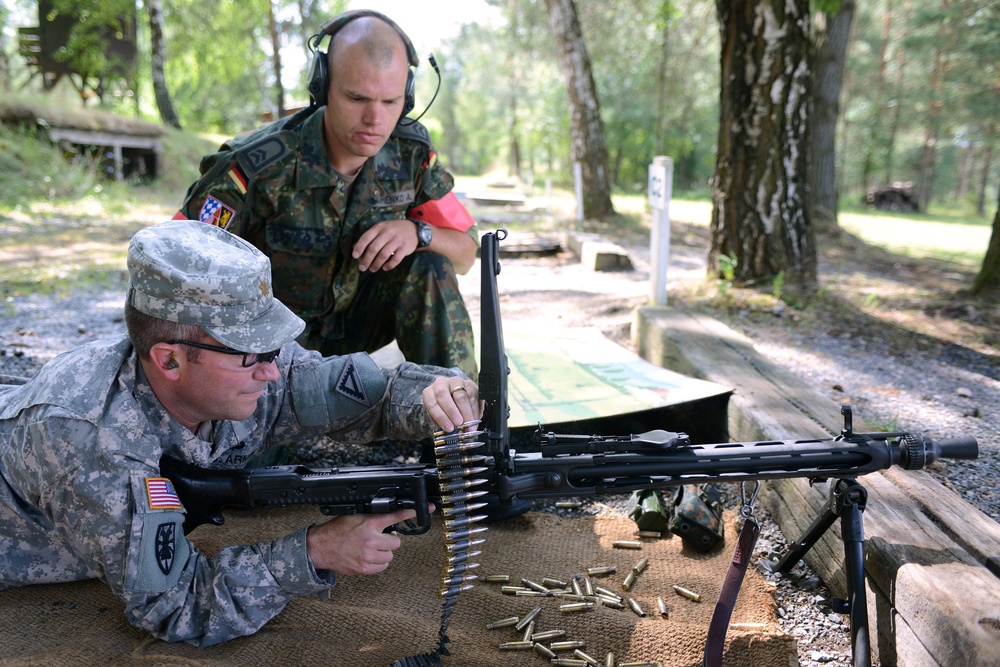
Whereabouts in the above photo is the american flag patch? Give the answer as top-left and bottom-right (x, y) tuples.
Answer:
(199, 195), (236, 230)
(145, 477), (184, 511)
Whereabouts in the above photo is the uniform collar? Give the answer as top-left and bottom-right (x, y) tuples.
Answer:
(295, 110), (410, 191)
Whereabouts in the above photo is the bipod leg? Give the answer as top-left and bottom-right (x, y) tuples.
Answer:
(762, 479), (840, 575)
(761, 478), (872, 667)
(835, 479), (870, 667)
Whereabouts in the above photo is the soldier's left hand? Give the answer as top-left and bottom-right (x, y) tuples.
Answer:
(423, 376), (482, 433)
(353, 219), (419, 272)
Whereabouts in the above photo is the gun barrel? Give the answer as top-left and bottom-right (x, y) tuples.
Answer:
(932, 436), (979, 462)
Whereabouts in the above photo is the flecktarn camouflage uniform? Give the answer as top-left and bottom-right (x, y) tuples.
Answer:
(0, 221), (463, 646)
(178, 106), (478, 379)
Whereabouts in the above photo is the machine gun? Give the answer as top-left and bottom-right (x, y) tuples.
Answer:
(161, 230), (978, 667)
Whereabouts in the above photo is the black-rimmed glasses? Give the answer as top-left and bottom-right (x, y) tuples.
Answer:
(168, 340), (281, 367)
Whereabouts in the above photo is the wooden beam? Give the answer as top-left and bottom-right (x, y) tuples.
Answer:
(633, 305), (1000, 666)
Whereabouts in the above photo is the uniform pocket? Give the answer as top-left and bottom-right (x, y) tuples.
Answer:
(264, 225), (339, 316)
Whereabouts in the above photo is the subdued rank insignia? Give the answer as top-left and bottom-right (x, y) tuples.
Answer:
(154, 522), (176, 575)
(236, 136), (287, 176)
(336, 358), (370, 407)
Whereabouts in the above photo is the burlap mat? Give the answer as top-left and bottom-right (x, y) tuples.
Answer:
(0, 506), (797, 667)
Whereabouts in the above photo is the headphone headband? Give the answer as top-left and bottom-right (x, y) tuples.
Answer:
(306, 9), (418, 110)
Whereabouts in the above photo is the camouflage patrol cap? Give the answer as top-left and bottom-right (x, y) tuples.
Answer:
(127, 220), (305, 353)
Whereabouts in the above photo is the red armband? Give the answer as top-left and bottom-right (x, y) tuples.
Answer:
(408, 191), (475, 232)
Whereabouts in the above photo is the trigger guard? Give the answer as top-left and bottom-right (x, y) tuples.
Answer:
(393, 519), (431, 536)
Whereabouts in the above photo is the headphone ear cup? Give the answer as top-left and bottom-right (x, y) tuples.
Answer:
(402, 68), (415, 118)
(307, 46), (329, 105)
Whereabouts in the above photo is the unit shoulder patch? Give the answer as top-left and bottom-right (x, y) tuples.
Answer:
(335, 358), (371, 407)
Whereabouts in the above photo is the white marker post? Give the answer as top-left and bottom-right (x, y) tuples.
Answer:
(573, 162), (584, 231)
(648, 156), (673, 306)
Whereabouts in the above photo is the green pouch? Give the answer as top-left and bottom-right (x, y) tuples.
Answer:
(669, 484), (725, 552)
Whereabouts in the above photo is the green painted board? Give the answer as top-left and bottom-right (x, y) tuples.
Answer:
(500, 326), (732, 429)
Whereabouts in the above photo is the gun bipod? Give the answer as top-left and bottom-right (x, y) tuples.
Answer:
(761, 477), (872, 667)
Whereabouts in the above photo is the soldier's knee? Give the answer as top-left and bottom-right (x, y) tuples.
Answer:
(410, 251), (456, 282)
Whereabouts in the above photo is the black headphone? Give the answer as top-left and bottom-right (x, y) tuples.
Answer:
(306, 10), (419, 116)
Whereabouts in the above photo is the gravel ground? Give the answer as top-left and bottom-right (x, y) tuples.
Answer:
(2, 224), (997, 667)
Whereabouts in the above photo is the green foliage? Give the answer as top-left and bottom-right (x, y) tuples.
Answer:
(716, 253), (737, 298)
(0, 124), (102, 207)
(772, 271), (786, 301)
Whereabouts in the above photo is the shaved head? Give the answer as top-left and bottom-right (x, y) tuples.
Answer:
(328, 16), (409, 72)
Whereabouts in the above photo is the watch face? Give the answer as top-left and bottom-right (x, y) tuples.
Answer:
(417, 221), (432, 247)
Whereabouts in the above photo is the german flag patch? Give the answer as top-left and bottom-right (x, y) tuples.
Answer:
(227, 167), (248, 195)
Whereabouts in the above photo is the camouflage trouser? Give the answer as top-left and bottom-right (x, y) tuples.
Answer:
(302, 252), (478, 381)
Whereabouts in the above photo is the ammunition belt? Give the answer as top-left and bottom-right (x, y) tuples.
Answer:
(387, 420), (488, 667)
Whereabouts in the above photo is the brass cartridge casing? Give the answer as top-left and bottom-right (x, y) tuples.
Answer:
(534, 642), (558, 659)
(627, 597), (646, 617)
(656, 597), (669, 618)
(514, 605), (542, 631)
(673, 585), (702, 602)
(521, 578), (551, 594)
(498, 641), (534, 650)
(612, 540), (642, 549)
(485, 615), (519, 629)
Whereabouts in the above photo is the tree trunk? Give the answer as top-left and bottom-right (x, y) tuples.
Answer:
(544, 0), (615, 219)
(0, 7), (10, 92)
(972, 195), (1000, 296)
(917, 0), (954, 212)
(507, 0), (522, 181)
(145, 0), (181, 129)
(976, 124), (995, 217)
(268, 0), (285, 119)
(710, 0), (817, 292)
(808, 0), (854, 232)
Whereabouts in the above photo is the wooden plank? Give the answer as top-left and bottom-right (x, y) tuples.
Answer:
(634, 305), (1000, 667)
(881, 468), (1000, 576)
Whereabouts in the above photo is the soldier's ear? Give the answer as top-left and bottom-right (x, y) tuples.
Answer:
(150, 343), (181, 376)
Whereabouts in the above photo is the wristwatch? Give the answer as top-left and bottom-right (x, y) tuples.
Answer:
(411, 218), (433, 248)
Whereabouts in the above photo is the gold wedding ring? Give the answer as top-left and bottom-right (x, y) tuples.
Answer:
(450, 385), (467, 395)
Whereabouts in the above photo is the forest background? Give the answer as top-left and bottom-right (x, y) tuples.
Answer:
(0, 0), (998, 297)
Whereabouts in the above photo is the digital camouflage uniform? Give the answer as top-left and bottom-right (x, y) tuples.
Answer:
(177, 106), (479, 379)
(0, 221), (463, 646)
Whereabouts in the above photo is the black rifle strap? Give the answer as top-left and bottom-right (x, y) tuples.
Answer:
(702, 516), (760, 667)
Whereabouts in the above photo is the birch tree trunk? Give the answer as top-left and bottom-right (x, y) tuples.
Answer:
(544, 0), (615, 219)
(710, 0), (817, 291)
(146, 0), (181, 129)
